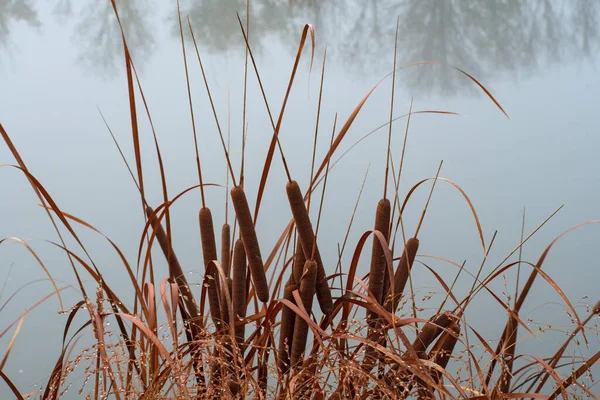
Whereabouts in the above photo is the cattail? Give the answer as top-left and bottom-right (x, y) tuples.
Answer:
(277, 278), (297, 374)
(232, 239), (247, 347)
(429, 318), (461, 381)
(145, 206), (205, 388)
(593, 300), (600, 315)
(292, 239), (306, 286)
(285, 180), (333, 315)
(230, 186), (269, 303)
(221, 223), (231, 277)
(368, 198), (391, 307)
(199, 207), (222, 328)
(413, 312), (452, 359)
(385, 237), (419, 313)
(290, 259), (317, 367)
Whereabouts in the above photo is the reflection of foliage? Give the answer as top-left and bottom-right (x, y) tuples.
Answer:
(0, 0), (40, 52)
(1, 0), (598, 94)
(53, 0), (156, 76)
(173, 0), (600, 96)
(175, 0), (292, 56)
(286, 0), (600, 96)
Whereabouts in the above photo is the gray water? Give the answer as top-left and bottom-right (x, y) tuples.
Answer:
(1, 0), (599, 397)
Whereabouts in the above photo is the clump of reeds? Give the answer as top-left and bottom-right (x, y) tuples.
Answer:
(0, 2), (598, 399)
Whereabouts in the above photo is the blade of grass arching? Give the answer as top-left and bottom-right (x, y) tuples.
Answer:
(0, 279), (47, 313)
(142, 283), (158, 380)
(307, 62), (441, 192)
(532, 301), (600, 393)
(109, 0), (146, 208)
(0, 129), (88, 298)
(548, 349), (600, 400)
(414, 160), (442, 239)
(328, 110), (455, 177)
(0, 370), (24, 400)
(485, 220), (600, 385)
(478, 205), (563, 301)
(398, 176), (486, 252)
(39, 208), (150, 319)
(176, 0), (206, 207)
(0, 285), (72, 340)
(187, 17), (237, 187)
(453, 67), (509, 119)
(0, 315), (24, 371)
(307, 48), (327, 213)
(250, 22), (315, 220)
(117, 313), (191, 398)
(0, 238), (63, 310)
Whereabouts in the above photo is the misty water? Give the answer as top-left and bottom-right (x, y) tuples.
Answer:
(1, 0), (599, 397)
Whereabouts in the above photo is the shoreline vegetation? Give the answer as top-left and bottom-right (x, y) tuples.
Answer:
(1, 1), (599, 399)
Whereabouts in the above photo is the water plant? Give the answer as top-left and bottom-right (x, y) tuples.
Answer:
(0, 1), (598, 399)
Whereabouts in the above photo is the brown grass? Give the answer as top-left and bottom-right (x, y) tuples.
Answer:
(0, 3), (598, 399)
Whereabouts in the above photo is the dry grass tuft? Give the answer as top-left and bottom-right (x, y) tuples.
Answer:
(0, 2), (598, 399)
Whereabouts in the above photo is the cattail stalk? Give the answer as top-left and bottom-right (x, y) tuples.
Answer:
(277, 278), (297, 374)
(221, 223), (231, 277)
(199, 207), (222, 328)
(290, 260), (317, 367)
(230, 186), (269, 302)
(232, 239), (247, 347)
(292, 239), (306, 286)
(285, 180), (333, 315)
(385, 237), (419, 313)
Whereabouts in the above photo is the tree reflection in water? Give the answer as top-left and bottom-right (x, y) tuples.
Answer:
(1, 0), (598, 95)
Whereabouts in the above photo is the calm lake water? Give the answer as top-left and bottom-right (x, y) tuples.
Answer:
(1, 0), (599, 397)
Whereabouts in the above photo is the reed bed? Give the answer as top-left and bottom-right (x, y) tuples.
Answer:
(0, 1), (599, 399)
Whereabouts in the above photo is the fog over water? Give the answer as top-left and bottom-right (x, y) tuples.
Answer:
(0, 0), (599, 396)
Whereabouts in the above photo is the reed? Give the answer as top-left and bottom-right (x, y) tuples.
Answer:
(290, 259), (318, 367)
(285, 180), (333, 315)
(231, 238), (247, 347)
(199, 206), (222, 328)
(230, 185), (270, 303)
(0, 5), (598, 399)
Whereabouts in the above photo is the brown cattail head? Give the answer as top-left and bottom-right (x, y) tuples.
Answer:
(386, 237), (420, 313)
(430, 317), (461, 370)
(413, 312), (452, 359)
(593, 300), (600, 315)
(368, 198), (391, 316)
(221, 223), (231, 278)
(290, 259), (318, 367)
(292, 239), (306, 286)
(230, 186), (270, 303)
(285, 180), (333, 315)
(199, 207), (222, 328)
(277, 278), (297, 375)
(232, 239), (247, 347)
